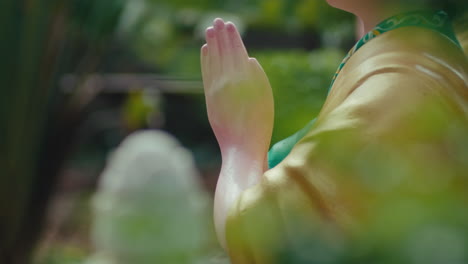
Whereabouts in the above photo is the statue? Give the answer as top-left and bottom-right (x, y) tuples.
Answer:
(86, 131), (212, 264)
(201, 1), (468, 263)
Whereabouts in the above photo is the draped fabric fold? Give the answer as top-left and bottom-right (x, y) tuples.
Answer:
(227, 18), (468, 263)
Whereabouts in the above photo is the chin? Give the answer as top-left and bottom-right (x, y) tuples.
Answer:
(325, 0), (337, 6)
(325, 0), (358, 14)
(326, 0), (344, 8)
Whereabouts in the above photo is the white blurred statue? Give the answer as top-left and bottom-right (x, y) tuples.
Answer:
(86, 130), (213, 264)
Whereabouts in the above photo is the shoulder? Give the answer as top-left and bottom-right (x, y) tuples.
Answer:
(346, 26), (468, 91)
(319, 26), (468, 127)
(335, 26), (467, 94)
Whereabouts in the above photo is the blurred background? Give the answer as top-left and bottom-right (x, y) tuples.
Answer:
(2, 0), (466, 263)
(0, 0), (353, 263)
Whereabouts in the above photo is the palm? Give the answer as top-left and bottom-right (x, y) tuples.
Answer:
(201, 19), (274, 156)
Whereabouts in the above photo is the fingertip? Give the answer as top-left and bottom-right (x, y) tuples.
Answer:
(206, 27), (215, 38)
(214, 18), (225, 30)
(214, 17), (224, 24)
(201, 44), (208, 56)
(225, 22), (236, 33)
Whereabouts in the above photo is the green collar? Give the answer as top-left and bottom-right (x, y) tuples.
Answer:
(328, 10), (461, 93)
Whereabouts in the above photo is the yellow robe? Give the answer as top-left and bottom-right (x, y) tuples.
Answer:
(226, 26), (468, 263)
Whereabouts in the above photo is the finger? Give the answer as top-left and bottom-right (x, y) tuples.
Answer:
(200, 44), (210, 87)
(213, 18), (225, 55)
(225, 22), (249, 62)
(214, 18), (234, 73)
(205, 27), (220, 80)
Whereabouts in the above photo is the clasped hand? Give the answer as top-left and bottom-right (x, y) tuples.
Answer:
(201, 18), (274, 157)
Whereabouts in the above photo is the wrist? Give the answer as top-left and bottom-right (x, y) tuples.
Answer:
(216, 144), (266, 193)
(214, 145), (266, 250)
(221, 146), (265, 185)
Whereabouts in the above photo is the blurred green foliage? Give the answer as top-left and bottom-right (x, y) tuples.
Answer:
(122, 90), (161, 130)
(254, 48), (345, 143)
(36, 246), (87, 264)
(0, 0), (127, 262)
(69, 0), (124, 41)
(116, 0), (353, 72)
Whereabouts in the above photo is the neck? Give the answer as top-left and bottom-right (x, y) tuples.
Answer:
(356, 3), (424, 33)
